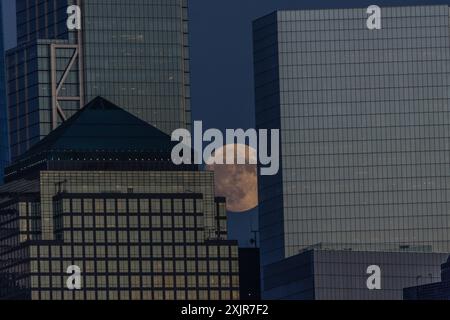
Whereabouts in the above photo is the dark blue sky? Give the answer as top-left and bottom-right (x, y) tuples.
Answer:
(2, 0), (450, 246)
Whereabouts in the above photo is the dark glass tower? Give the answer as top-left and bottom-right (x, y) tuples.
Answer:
(253, 6), (450, 298)
(0, 2), (8, 184)
(7, 0), (191, 160)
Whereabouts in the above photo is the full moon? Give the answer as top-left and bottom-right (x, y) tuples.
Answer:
(206, 144), (258, 213)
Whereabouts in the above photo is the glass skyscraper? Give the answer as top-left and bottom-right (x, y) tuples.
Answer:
(0, 2), (8, 184)
(7, 0), (191, 160)
(0, 97), (239, 300)
(254, 5), (450, 297)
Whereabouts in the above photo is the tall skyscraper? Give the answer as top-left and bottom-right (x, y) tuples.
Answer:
(0, 2), (9, 184)
(253, 6), (450, 298)
(0, 97), (239, 300)
(7, 0), (191, 160)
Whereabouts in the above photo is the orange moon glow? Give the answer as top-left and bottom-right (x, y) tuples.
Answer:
(206, 144), (259, 213)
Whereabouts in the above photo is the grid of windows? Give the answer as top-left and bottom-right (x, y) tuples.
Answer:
(39, 171), (219, 241)
(263, 249), (448, 300)
(214, 198), (228, 240)
(0, 171), (240, 300)
(8, 0), (192, 160)
(19, 195), (239, 300)
(25, 242), (239, 300)
(53, 196), (207, 244)
(16, 0), (74, 45)
(254, 6), (450, 269)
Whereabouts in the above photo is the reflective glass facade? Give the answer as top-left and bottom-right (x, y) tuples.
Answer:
(7, 0), (191, 160)
(264, 249), (448, 300)
(16, 0), (72, 45)
(0, 3), (8, 184)
(254, 6), (450, 270)
(82, 0), (192, 134)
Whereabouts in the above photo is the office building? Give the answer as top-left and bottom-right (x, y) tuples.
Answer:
(253, 5), (450, 298)
(0, 2), (8, 184)
(404, 256), (450, 300)
(7, 0), (191, 160)
(0, 97), (239, 300)
(264, 248), (448, 300)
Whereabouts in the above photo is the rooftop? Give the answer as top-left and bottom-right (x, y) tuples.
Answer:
(5, 97), (194, 182)
(21, 96), (177, 158)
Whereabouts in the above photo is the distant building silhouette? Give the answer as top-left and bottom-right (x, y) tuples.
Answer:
(239, 248), (261, 300)
(404, 256), (450, 300)
(264, 247), (447, 300)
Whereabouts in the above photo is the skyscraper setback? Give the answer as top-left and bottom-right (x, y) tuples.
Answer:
(7, 0), (191, 160)
(253, 5), (450, 298)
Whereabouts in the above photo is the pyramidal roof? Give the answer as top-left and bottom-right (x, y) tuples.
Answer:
(20, 97), (178, 159)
